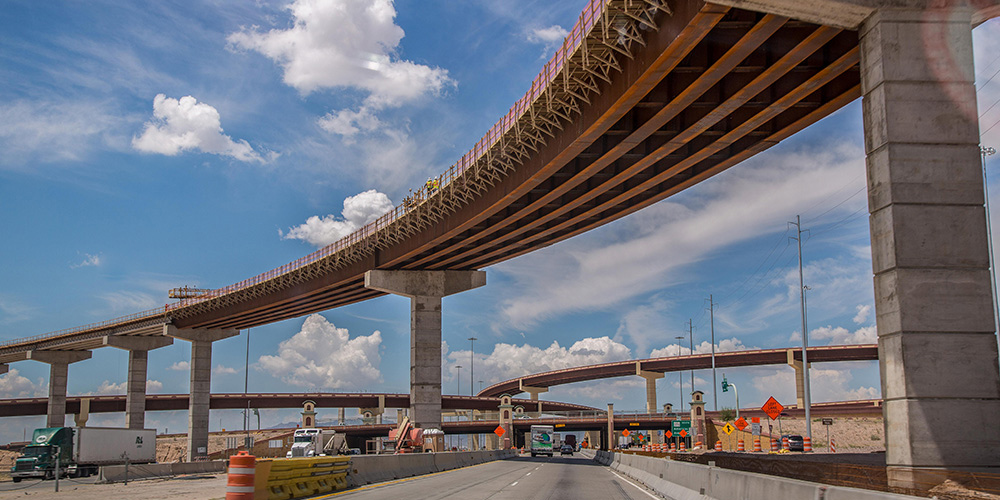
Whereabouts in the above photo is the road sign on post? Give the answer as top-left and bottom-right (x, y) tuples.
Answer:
(761, 397), (784, 420)
(734, 417), (748, 431)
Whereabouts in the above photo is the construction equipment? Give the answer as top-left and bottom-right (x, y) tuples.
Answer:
(168, 287), (213, 299)
(388, 416), (424, 454)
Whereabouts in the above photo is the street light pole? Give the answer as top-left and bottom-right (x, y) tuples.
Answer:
(687, 319), (694, 398)
(791, 215), (813, 446)
(708, 295), (717, 411)
(468, 337), (477, 396)
(455, 365), (462, 395)
(675, 336), (685, 410)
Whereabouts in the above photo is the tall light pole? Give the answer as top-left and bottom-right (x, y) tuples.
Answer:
(468, 337), (478, 396)
(687, 319), (694, 398)
(790, 215), (813, 446)
(981, 146), (999, 342)
(455, 365), (462, 395)
(708, 295), (717, 411)
(675, 336), (685, 410)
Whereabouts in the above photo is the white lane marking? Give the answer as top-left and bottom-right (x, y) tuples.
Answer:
(608, 470), (662, 500)
(511, 481), (519, 486)
(526, 472), (532, 476)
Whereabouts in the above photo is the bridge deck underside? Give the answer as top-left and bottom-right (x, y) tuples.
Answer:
(0, 1), (864, 352)
(176, 3), (861, 331)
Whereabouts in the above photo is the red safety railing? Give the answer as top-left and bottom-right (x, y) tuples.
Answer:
(2, 1), (613, 349)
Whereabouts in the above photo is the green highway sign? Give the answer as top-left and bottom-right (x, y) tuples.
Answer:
(671, 420), (691, 431)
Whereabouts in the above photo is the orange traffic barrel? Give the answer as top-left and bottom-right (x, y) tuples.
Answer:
(771, 438), (779, 451)
(804, 437), (812, 452)
(226, 451), (256, 500)
(669, 442), (676, 452)
(679, 441), (686, 452)
(753, 437), (761, 452)
(714, 441), (722, 451)
(781, 436), (789, 450)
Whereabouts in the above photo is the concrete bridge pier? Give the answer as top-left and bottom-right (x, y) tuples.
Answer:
(165, 325), (238, 461)
(103, 335), (173, 429)
(859, 5), (1000, 484)
(365, 270), (486, 431)
(27, 350), (92, 428)
(785, 349), (810, 408)
(636, 364), (664, 444)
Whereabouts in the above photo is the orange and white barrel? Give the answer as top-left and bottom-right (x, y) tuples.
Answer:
(737, 439), (745, 452)
(226, 451), (255, 500)
(782, 436), (789, 450)
(771, 438), (779, 451)
(679, 441), (686, 452)
(715, 441), (722, 451)
(804, 437), (812, 452)
(670, 442), (676, 452)
(753, 437), (761, 452)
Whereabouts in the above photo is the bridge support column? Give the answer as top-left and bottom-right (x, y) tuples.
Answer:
(365, 270), (486, 430)
(103, 335), (173, 429)
(606, 403), (614, 450)
(637, 364), (664, 444)
(165, 325), (238, 461)
(520, 381), (547, 417)
(785, 350), (810, 409)
(27, 350), (92, 428)
(860, 7), (1000, 484)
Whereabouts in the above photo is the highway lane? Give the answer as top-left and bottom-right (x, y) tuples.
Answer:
(324, 454), (658, 500)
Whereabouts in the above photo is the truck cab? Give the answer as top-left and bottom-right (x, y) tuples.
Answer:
(11, 428), (73, 481)
(287, 428), (329, 458)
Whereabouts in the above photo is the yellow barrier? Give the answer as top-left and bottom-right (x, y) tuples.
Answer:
(251, 456), (351, 500)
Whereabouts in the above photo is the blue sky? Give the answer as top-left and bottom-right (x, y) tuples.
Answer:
(1, 1), (999, 442)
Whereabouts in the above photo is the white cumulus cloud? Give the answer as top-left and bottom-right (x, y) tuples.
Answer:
(168, 361), (190, 371)
(444, 336), (632, 388)
(649, 338), (755, 358)
(214, 365), (238, 375)
(808, 325), (877, 345)
(258, 314), (382, 389)
(281, 189), (394, 247)
(229, 0), (453, 138)
(71, 253), (102, 269)
(751, 365), (880, 404)
(0, 369), (46, 398)
(132, 94), (268, 162)
(853, 304), (872, 324)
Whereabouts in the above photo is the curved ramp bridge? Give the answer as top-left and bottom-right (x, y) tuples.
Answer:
(1, 0), (998, 488)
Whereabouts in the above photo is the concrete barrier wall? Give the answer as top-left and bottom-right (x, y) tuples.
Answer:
(348, 449), (517, 488)
(592, 452), (922, 500)
(99, 459), (227, 483)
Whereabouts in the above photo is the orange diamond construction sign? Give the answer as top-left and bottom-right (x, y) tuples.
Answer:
(734, 417), (748, 431)
(761, 396), (784, 420)
(494, 426), (505, 437)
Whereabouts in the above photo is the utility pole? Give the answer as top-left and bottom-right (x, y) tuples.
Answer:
(687, 319), (694, 398)
(456, 365), (462, 395)
(790, 215), (813, 447)
(675, 336), (685, 410)
(708, 295), (717, 411)
(468, 337), (478, 396)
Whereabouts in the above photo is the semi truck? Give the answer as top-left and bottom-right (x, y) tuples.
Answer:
(11, 427), (156, 481)
(286, 428), (348, 458)
(529, 425), (554, 457)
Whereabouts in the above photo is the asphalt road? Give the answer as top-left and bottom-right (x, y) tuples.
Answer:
(320, 454), (660, 500)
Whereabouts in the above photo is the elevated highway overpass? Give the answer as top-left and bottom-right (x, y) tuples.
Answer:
(1, 0), (998, 483)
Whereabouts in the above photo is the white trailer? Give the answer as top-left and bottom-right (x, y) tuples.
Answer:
(74, 427), (156, 465)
